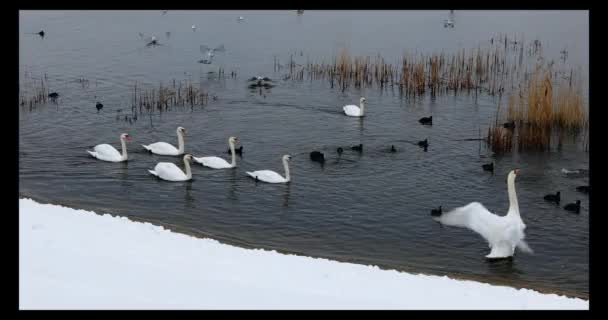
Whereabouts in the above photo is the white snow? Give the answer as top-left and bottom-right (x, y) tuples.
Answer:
(19, 198), (589, 310)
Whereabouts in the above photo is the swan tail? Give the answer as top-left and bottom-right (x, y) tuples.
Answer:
(142, 144), (151, 151)
(148, 170), (158, 177)
(87, 150), (97, 158)
(246, 172), (257, 179)
(517, 240), (534, 254)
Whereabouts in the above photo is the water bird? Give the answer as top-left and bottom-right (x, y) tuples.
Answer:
(543, 191), (561, 204)
(503, 121), (515, 129)
(147, 36), (159, 46)
(139, 33), (161, 46)
(142, 126), (186, 156)
(201, 44), (225, 60)
(238, 16), (244, 21)
(192, 25), (196, 31)
(149, 154), (194, 182)
(561, 168), (587, 175)
(343, 97), (366, 117)
(432, 169), (533, 259)
(430, 206), (442, 217)
(227, 145), (243, 156)
(48, 92), (59, 99)
(390, 145), (397, 153)
(419, 116), (432, 125)
(309, 151), (325, 163)
(337, 147), (343, 155)
(564, 200), (581, 214)
(576, 186), (590, 194)
(444, 19), (454, 28)
(351, 144), (363, 152)
(194, 137), (239, 169)
(246, 155), (292, 184)
(417, 139), (429, 148)
(87, 133), (131, 162)
(96, 102), (103, 112)
(482, 162), (494, 173)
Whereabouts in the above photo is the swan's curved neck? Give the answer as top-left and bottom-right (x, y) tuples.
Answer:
(360, 100), (365, 115)
(177, 131), (185, 154)
(120, 138), (128, 161)
(283, 159), (291, 182)
(184, 159), (192, 180)
(507, 176), (519, 216)
(229, 141), (236, 167)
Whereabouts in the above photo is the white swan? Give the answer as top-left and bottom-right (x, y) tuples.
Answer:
(193, 136), (238, 169)
(87, 133), (131, 162)
(343, 97), (366, 117)
(246, 155), (292, 184)
(432, 169), (533, 259)
(142, 127), (186, 156)
(148, 154), (194, 182)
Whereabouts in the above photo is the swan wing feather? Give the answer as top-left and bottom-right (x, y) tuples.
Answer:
(435, 202), (505, 244)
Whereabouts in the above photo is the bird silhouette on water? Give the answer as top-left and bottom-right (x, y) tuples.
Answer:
(226, 146), (243, 156)
(564, 200), (581, 214)
(430, 206), (442, 217)
(390, 145), (397, 153)
(96, 102), (103, 113)
(351, 144), (363, 152)
(419, 116), (432, 125)
(482, 162), (494, 173)
(310, 151), (325, 164)
(417, 139), (429, 152)
(543, 191), (561, 204)
(503, 121), (515, 129)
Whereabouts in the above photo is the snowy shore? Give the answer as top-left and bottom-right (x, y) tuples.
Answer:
(19, 198), (588, 309)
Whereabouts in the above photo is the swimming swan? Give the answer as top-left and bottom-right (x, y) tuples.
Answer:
(343, 97), (366, 117)
(193, 136), (238, 169)
(87, 133), (131, 162)
(246, 155), (292, 184)
(148, 154), (194, 182)
(142, 127), (186, 156)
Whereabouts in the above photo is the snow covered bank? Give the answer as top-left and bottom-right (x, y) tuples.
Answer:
(19, 198), (588, 310)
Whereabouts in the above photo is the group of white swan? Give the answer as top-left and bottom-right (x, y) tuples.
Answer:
(87, 98), (534, 259)
(87, 127), (291, 184)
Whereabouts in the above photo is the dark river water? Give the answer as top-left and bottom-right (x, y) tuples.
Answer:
(19, 10), (589, 298)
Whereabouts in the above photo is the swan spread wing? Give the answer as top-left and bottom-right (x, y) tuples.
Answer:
(91, 144), (122, 161)
(145, 142), (180, 155)
(247, 170), (286, 183)
(194, 156), (232, 169)
(343, 105), (361, 117)
(154, 162), (187, 181)
(435, 202), (506, 244)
